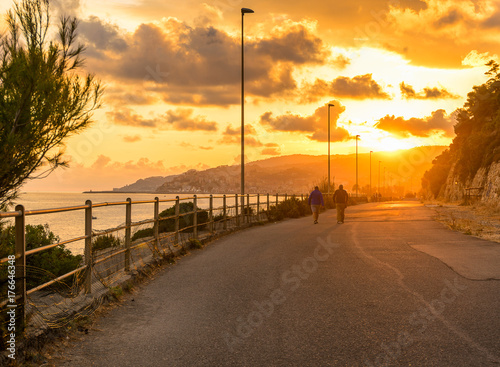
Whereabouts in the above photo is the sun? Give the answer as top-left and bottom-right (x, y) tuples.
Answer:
(374, 137), (418, 152)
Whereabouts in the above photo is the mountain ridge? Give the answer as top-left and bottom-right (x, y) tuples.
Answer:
(113, 146), (447, 195)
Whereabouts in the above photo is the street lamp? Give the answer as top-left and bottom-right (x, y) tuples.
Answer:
(355, 135), (360, 197)
(241, 7), (254, 219)
(327, 103), (334, 195)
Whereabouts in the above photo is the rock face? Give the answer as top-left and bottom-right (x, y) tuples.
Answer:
(443, 161), (500, 204)
(482, 162), (500, 203)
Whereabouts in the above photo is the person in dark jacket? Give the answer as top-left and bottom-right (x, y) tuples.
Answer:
(308, 186), (324, 224)
(333, 184), (349, 224)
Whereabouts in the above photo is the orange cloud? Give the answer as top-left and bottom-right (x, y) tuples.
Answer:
(260, 100), (351, 142)
(107, 108), (218, 131)
(304, 74), (391, 102)
(123, 135), (142, 143)
(80, 16), (329, 106)
(400, 82), (460, 100)
(218, 124), (264, 147)
(375, 109), (456, 138)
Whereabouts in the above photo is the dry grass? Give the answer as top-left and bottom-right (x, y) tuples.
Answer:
(431, 200), (500, 243)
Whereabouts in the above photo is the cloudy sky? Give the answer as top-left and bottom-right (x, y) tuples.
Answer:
(3, 0), (499, 191)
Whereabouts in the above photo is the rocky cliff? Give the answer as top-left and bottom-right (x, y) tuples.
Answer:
(443, 161), (500, 204)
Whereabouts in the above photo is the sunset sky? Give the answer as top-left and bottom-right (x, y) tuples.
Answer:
(3, 0), (499, 191)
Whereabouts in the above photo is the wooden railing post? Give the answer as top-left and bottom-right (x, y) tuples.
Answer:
(235, 194), (239, 227)
(247, 194), (250, 223)
(193, 195), (198, 240)
(241, 194), (245, 224)
(125, 198), (132, 272)
(154, 197), (160, 254)
(14, 205), (26, 322)
(257, 194), (260, 221)
(175, 196), (180, 245)
(276, 193), (279, 207)
(84, 200), (92, 294)
(223, 194), (227, 230)
(285, 193), (288, 201)
(267, 193), (270, 212)
(209, 194), (214, 234)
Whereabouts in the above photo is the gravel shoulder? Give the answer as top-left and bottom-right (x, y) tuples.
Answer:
(426, 201), (500, 243)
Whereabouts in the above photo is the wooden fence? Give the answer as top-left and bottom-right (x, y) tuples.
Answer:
(0, 193), (305, 323)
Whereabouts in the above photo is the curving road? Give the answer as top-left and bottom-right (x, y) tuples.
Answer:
(57, 202), (500, 366)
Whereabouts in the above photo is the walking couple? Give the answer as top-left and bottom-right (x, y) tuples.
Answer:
(308, 185), (349, 224)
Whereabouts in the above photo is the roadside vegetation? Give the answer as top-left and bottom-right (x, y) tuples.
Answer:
(423, 61), (500, 198)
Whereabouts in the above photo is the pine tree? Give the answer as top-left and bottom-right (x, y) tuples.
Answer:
(0, 0), (102, 210)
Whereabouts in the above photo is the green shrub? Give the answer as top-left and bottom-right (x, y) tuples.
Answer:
(132, 227), (154, 241)
(92, 234), (121, 251)
(188, 238), (203, 249)
(158, 202), (209, 233)
(265, 197), (309, 221)
(0, 224), (82, 289)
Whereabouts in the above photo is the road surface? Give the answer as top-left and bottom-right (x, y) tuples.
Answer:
(57, 201), (500, 366)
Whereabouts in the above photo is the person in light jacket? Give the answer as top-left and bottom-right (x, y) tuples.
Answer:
(308, 186), (324, 224)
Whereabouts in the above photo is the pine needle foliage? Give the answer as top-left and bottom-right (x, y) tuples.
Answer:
(0, 0), (103, 210)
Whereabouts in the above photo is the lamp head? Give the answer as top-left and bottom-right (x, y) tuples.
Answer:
(328, 103), (334, 107)
(241, 8), (255, 14)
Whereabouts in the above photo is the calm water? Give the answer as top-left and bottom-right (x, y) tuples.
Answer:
(9, 192), (228, 254)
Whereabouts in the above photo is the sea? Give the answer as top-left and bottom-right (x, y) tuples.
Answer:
(6, 192), (232, 255)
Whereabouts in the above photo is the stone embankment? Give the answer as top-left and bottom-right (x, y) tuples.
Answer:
(443, 161), (500, 205)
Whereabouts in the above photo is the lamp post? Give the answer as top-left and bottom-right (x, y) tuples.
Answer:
(327, 103), (334, 194)
(370, 151), (373, 199)
(355, 135), (360, 197)
(241, 8), (254, 219)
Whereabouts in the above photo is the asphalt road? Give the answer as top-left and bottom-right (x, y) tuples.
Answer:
(58, 202), (500, 367)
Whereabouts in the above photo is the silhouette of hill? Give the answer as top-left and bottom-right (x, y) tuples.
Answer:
(114, 146), (447, 195)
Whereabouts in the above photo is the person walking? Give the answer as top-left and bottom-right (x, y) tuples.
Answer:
(333, 184), (349, 224)
(308, 186), (324, 224)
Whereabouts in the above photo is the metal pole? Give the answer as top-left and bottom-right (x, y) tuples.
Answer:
(241, 9), (253, 218)
(241, 11), (244, 203)
(327, 103), (334, 194)
(328, 105), (330, 194)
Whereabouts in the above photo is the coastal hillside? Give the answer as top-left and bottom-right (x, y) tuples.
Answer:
(422, 61), (500, 204)
(114, 146), (447, 195)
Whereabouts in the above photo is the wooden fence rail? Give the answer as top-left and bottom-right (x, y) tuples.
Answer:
(0, 193), (305, 322)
